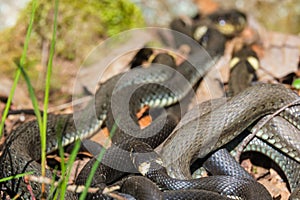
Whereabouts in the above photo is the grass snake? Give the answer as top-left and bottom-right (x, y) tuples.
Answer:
(0, 10), (299, 200)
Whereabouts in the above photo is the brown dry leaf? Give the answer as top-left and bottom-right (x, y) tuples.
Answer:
(136, 105), (149, 119)
(90, 128), (111, 147)
(69, 158), (91, 184)
(257, 168), (290, 200)
(139, 115), (152, 129)
(240, 158), (291, 200)
(257, 32), (300, 81)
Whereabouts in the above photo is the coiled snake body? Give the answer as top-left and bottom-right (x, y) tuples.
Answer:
(0, 10), (299, 200)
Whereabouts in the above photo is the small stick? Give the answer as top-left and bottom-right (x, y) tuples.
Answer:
(102, 185), (120, 194)
(103, 185), (127, 200)
(107, 193), (127, 200)
(25, 175), (99, 193)
(7, 96), (91, 116)
(24, 175), (36, 200)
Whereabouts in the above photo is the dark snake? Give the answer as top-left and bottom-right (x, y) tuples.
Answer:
(0, 9), (299, 200)
(0, 19), (224, 198)
(81, 19), (298, 198)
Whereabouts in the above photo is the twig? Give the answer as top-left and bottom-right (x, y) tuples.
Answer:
(11, 193), (21, 200)
(235, 97), (300, 162)
(107, 193), (127, 200)
(48, 96), (91, 113)
(102, 185), (120, 194)
(24, 175), (36, 200)
(25, 175), (99, 193)
(7, 96), (91, 116)
(103, 185), (127, 200)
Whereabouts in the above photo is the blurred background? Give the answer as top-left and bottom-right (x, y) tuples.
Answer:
(1, 0), (299, 32)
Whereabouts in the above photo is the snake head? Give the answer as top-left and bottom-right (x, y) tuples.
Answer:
(207, 9), (247, 38)
(129, 140), (164, 176)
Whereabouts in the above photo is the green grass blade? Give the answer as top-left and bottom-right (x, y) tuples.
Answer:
(0, 172), (33, 183)
(49, 117), (67, 199)
(79, 123), (118, 200)
(0, 0), (38, 138)
(47, 169), (59, 200)
(41, 0), (59, 194)
(59, 139), (81, 199)
(46, 139), (81, 199)
(15, 62), (42, 128)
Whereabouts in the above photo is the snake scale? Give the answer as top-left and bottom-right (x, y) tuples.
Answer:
(0, 8), (299, 200)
